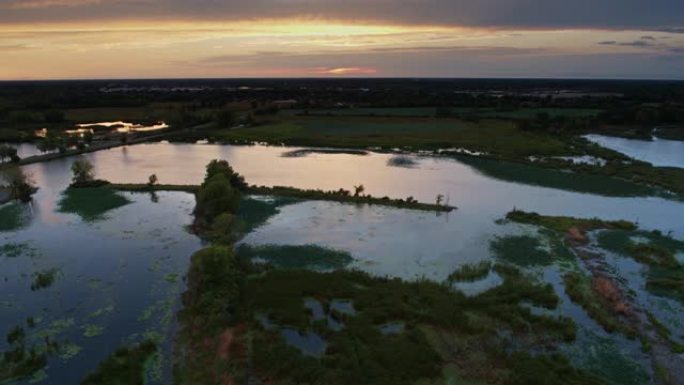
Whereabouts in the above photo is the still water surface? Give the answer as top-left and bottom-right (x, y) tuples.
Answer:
(3, 141), (684, 383)
(1, 160), (201, 384)
(585, 134), (684, 168)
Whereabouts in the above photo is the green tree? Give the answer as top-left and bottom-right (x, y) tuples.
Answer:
(204, 159), (247, 190)
(0, 144), (18, 163)
(195, 174), (240, 225)
(148, 174), (158, 187)
(1, 166), (37, 202)
(71, 159), (95, 186)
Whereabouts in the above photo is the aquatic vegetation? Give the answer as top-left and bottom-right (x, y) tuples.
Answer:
(59, 343), (82, 360)
(447, 261), (492, 282)
(163, 273), (179, 283)
(491, 235), (553, 266)
(597, 230), (684, 304)
(0, 241), (38, 258)
(247, 185), (455, 212)
(58, 187), (131, 222)
(176, 242), (584, 384)
(82, 324), (104, 338)
(0, 325), (55, 383)
(562, 271), (636, 338)
(282, 148), (369, 157)
(0, 202), (32, 232)
(30, 268), (60, 291)
(36, 318), (75, 339)
(79, 340), (157, 385)
(457, 155), (662, 198)
(236, 196), (299, 234)
(88, 305), (115, 319)
(507, 353), (605, 385)
(387, 155), (419, 168)
(28, 369), (48, 383)
(506, 210), (636, 233)
(565, 329), (649, 385)
(236, 244), (354, 270)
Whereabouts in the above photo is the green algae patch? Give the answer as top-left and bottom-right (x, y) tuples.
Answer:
(0, 242), (38, 258)
(0, 202), (32, 232)
(236, 244), (353, 271)
(30, 268), (60, 291)
(59, 343), (83, 361)
(82, 324), (104, 338)
(58, 187), (131, 222)
(80, 340), (157, 385)
(491, 235), (554, 266)
(447, 261), (492, 282)
(0, 325), (57, 384)
(236, 196), (300, 233)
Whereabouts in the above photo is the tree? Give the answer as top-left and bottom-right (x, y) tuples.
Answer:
(1, 166), (37, 202)
(71, 159), (95, 186)
(0, 145), (18, 163)
(215, 109), (235, 128)
(195, 174), (240, 226)
(436, 194), (444, 206)
(204, 159), (247, 190)
(208, 213), (241, 244)
(148, 174), (158, 187)
(353, 184), (365, 197)
(83, 131), (94, 145)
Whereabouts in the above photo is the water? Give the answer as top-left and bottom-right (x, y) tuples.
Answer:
(4, 141), (684, 382)
(0, 160), (201, 385)
(14, 142), (682, 282)
(585, 134), (684, 168)
(64, 142), (684, 237)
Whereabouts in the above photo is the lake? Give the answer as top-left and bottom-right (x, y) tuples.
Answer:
(2, 141), (684, 384)
(585, 134), (684, 168)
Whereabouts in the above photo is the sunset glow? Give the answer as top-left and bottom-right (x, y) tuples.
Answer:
(1, 0), (683, 79)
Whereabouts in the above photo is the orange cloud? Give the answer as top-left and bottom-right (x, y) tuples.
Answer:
(314, 67), (378, 75)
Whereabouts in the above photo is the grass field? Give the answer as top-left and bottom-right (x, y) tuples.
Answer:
(281, 107), (602, 119)
(207, 116), (579, 158)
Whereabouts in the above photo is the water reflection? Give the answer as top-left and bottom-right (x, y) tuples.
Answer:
(53, 143), (684, 238)
(0, 161), (201, 385)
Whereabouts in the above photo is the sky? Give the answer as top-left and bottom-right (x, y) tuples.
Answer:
(1, 0), (683, 80)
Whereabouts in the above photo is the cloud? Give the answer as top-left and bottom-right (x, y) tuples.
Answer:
(5, 0), (101, 9)
(0, 43), (30, 51)
(313, 67), (377, 75)
(1, 0), (683, 31)
(598, 40), (655, 47)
